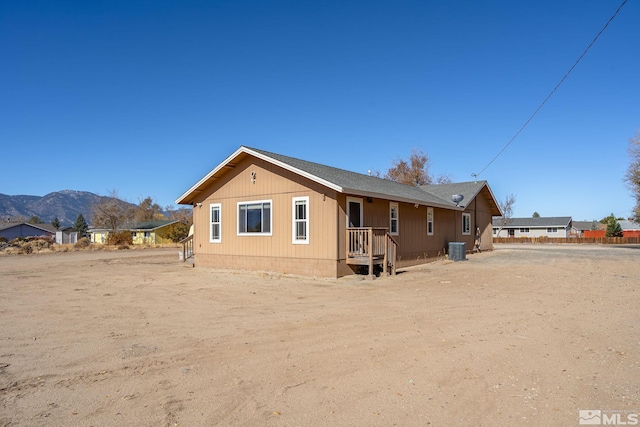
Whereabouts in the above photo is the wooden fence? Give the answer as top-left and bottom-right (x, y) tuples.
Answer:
(493, 237), (640, 244)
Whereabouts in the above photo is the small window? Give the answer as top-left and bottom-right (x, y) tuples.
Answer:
(462, 213), (471, 235)
(390, 202), (399, 235)
(492, 228), (498, 235)
(519, 228), (530, 233)
(427, 207), (434, 236)
(210, 203), (221, 242)
(292, 196), (309, 244)
(144, 231), (151, 238)
(547, 227), (558, 233)
(238, 200), (272, 235)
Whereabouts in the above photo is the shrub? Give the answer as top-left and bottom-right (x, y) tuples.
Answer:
(107, 230), (133, 246)
(75, 237), (90, 248)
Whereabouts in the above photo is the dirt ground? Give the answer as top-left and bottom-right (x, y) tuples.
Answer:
(1, 244), (638, 426)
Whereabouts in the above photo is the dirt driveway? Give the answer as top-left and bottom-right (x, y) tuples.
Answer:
(1, 244), (638, 426)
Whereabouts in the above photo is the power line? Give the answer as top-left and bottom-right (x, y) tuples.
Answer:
(472, 0), (629, 179)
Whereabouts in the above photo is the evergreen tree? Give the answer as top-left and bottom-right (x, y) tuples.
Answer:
(532, 212), (540, 218)
(51, 218), (61, 229)
(73, 214), (89, 237)
(605, 216), (623, 237)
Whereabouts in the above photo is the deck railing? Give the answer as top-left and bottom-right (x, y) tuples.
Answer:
(346, 227), (397, 276)
(179, 234), (194, 262)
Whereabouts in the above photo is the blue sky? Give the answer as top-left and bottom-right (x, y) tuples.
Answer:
(2, 0), (638, 221)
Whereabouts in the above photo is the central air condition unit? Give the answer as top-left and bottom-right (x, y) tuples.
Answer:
(448, 242), (466, 261)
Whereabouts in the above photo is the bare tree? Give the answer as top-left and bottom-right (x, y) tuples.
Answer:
(495, 193), (516, 237)
(165, 205), (193, 226)
(435, 173), (453, 184)
(134, 196), (164, 222)
(624, 131), (640, 221)
(385, 148), (433, 186)
(91, 190), (134, 230)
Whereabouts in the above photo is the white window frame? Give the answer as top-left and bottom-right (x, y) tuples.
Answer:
(389, 202), (399, 236)
(237, 199), (272, 236)
(462, 213), (471, 235)
(210, 203), (221, 243)
(427, 207), (434, 236)
(292, 196), (309, 244)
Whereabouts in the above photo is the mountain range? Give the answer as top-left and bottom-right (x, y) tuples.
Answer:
(0, 190), (136, 227)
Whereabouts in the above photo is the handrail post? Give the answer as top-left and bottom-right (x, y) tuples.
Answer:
(368, 228), (374, 279)
(383, 236), (388, 275)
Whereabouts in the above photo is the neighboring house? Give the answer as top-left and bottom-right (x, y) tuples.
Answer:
(493, 217), (572, 238)
(175, 146), (502, 278)
(88, 227), (110, 244)
(55, 227), (78, 244)
(0, 222), (57, 241)
(619, 220), (640, 237)
(571, 220), (601, 237)
(130, 220), (179, 245)
(89, 220), (180, 245)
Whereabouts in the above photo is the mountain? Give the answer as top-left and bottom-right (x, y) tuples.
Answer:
(0, 190), (136, 227)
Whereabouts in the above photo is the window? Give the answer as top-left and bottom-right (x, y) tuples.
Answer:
(238, 200), (272, 235)
(210, 203), (221, 242)
(462, 213), (471, 235)
(547, 227), (558, 233)
(292, 196), (309, 244)
(427, 207), (434, 236)
(144, 231), (151, 238)
(389, 202), (399, 235)
(493, 228), (498, 235)
(519, 228), (530, 233)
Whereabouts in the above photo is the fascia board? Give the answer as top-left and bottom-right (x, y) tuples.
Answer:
(176, 146), (343, 205)
(175, 147), (248, 205)
(244, 147), (343, 193)
(341, 187), (463, 211)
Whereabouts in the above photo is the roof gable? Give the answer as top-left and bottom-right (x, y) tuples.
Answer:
(176, 146), (500, 212)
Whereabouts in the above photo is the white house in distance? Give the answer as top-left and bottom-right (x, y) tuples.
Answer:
(493, 217), (572, 238)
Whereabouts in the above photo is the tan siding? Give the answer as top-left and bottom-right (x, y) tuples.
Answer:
(191, 157), (339, 275)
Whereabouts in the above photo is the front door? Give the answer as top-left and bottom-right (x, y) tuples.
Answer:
(347, 197), (364, 254)
(347, 197), (363, 227)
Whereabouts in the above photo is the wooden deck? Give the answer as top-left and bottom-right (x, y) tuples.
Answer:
(346, 227), (397, 278)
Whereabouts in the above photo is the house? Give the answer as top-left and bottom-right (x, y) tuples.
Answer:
(88, 227), (110, 244)
(493, 217), (572, 238)
(175, 146), (502, 278)
(88, 220), (180, 245)
(571, 220), (601, 237)
(619, 220), (640, 237)
(130, 220), (180, 244)
(0, 222), (57, 241)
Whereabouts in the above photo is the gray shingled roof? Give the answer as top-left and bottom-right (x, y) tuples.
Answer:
(0, 222), (58, 233)
(619, 220), (640, 230)
(572, 221), (600, 231)
(177, 146), (501, 213)
(492, 217), (572, 228)
(248, 147), (484, 209)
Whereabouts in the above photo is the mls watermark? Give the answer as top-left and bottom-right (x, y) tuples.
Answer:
(579, 410), (639, 425)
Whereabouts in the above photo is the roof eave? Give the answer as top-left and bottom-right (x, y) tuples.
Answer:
(176, 146), (343, 205)
(341, 187), (463, 211)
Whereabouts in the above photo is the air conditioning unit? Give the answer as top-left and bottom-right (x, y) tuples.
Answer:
(448, 242), (466, 261)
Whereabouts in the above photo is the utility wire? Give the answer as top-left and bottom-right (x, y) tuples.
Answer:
(473, 0), (628, 178)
